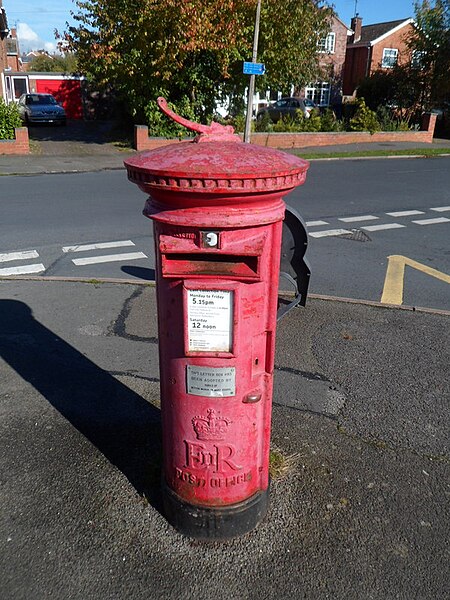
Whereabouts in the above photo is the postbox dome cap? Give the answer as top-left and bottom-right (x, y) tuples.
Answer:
(124, 98), (309, 201)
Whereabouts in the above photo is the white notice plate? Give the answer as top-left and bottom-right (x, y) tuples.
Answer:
(187, 290), (233, 352)
(186, 365), (236, 397)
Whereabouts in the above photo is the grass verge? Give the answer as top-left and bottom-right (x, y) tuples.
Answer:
(293, 147), (450, 160)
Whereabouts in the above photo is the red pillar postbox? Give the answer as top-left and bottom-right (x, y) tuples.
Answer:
(124, 98), (309, 539)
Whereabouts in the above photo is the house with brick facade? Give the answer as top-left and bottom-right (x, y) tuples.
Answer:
(343, 15), (415, 97)
(304, 13), (351, 108)
(0, 1), (23, 102)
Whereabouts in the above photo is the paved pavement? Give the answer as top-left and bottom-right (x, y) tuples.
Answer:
(0, 278), (448, 600)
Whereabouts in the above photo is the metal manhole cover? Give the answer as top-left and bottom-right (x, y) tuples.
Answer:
(339, 229), (372, 242)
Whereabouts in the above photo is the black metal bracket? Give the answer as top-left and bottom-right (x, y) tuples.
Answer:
(277, 205), (311, 321)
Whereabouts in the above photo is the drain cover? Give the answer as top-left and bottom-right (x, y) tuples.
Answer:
(339, 229), (372, 242)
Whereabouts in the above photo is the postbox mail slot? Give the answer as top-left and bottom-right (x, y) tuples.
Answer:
(162, 253), (260, 279)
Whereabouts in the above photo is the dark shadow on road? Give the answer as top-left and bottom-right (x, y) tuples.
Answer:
(121, 266), (156, 281)
(0, 299), (162, 508)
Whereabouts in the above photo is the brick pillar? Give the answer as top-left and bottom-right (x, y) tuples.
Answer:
(135, 125), (150, 151)
(15, 127), (30, 154)
(420, 113), (437, 141)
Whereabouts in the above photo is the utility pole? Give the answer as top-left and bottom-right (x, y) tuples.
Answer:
(244, 0), (262, 144)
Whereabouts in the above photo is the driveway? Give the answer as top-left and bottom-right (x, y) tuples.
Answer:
(27, 119), (132, 156)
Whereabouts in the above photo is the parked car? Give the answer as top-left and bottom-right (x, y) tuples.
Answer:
(256, 97), (317, 122)
(17, 93), (67, 125)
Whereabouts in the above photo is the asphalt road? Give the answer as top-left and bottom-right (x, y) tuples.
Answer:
(292, 156), (450, 310)
(1, 157), (449, 309)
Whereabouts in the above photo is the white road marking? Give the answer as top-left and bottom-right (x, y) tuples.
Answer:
(362, 223), (406, 232)
(386, 210), (425, 217)
(306, 220), (329, 227)
(0, 250), (39, 263)
(430, 206), (450, 212)
(0, 263), (45, 276)
(63, 240), (135, 253)
(338, 215), (379, 223)
(412, 217), (450, 225)
(72, 252), (147, 266)
(309, 228), (351, 238)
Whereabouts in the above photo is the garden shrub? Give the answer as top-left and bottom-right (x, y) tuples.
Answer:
(0, 100), (22, 140)
(349, 98), (380, 134)
(145, 95), (196, 138)
(376, 106), (410, 131)
(319, 108), (345, 132)
(272, 115), (302, 132)
(231, 113), (248, 133)
(255, 110), (272, 132)
(301, 112), (322, 132)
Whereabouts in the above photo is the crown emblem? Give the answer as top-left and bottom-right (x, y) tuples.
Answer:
(192, 409), (231, 441)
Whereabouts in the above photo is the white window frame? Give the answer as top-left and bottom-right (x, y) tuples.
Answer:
(381, 48), (398, 68)
(305, 82), (331, 107)
(318, 32), (336, 54)
(411, 50), (425, 69)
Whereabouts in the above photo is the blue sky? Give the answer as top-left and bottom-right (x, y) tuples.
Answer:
(4, 0), (418, 54)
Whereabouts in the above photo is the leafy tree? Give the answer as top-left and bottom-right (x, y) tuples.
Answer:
(357, 67), (425, 121)
(357, 1), (449, 123)
(63, 0), (332, 125)
(27, 52), (78, 73)
(257, 0), (333, 93)
(407, 0), (450, 107)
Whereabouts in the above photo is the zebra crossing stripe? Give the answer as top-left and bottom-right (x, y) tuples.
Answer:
(338, 215), (378, 223)
(63, 240), (135, 253)
(0, 250), (40, 263)
(72, 252), (147, 266)
(386, 210), (424, 217)
(309, 229), (351, 238)
(412, 217), (450, 225)
(430, 206), (450, 212)
(362, 223), (405, 232)
(0, 264), (45, 276)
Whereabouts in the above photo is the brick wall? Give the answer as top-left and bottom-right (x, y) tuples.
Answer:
(0, 127), (30, 154)
(135, 114), (437, 152)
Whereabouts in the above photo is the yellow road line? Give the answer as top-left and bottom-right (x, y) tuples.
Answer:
(381, 255), (450, 305)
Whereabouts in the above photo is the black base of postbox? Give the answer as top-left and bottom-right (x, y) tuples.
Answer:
(162, 481), (269, 540)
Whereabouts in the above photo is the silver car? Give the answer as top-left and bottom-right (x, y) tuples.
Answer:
(18, 93), (67, 125)
(256, 97), (316, 123)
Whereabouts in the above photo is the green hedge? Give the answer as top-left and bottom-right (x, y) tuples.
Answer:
(249, 99), (410, 134)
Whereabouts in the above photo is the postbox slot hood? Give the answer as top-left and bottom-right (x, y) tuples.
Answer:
(162, 252), (260, 280)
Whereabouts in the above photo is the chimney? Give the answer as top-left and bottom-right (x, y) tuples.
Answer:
(350, 14), (362, 43)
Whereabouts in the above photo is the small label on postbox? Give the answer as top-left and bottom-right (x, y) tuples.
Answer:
(187, 290), (233, 352)
(186, 366), (236, 397)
